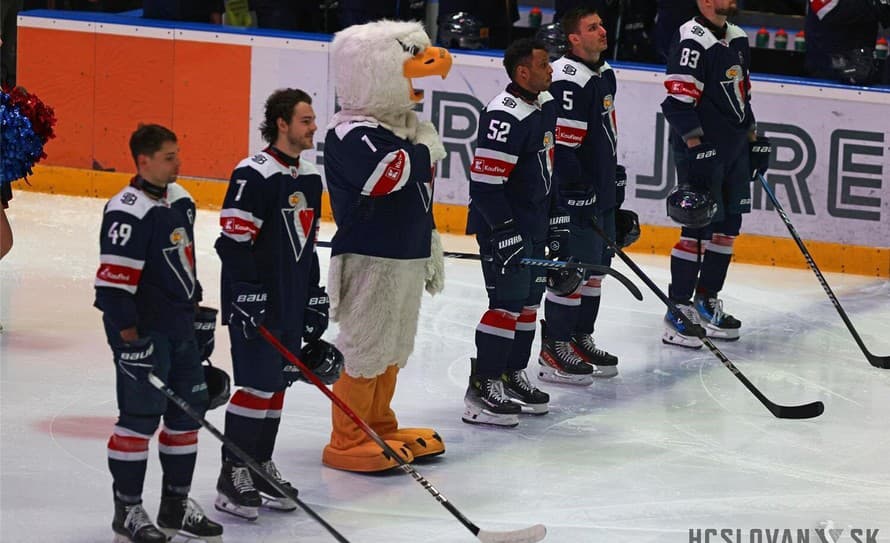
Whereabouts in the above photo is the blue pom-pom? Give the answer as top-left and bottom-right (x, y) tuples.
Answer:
(1, 91), (46, 186)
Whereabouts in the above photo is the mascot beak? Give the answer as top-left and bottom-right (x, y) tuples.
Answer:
(403, 46), (453, 102)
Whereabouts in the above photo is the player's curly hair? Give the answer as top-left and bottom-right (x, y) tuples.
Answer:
(503, 38), (548, 81)
(129, 124), (176, 166)
(260, 89), (313, 144)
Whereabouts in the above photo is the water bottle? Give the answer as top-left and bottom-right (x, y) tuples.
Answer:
(529, 7), (542, 28)
(774, 29), (788, 50)
(876, 37), (888, 60)
(755, 27), (770, 48)
(794, 30), (806, 52)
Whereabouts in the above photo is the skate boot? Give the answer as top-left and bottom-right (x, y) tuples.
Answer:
(252, 460), (298, 512)
(570, 333), (619, 378)
(215, 460), (261, 521)
(112, 499), (167, 543)
(501, 369), (550, 415)
(662, 302), (706, 348)
(157, 496), (223, 542)
(694, 294), (741, 340)
(538, 321), (595, 386)
(462, 363), (521, 427)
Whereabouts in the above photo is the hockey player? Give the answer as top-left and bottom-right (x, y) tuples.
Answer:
(464, 37), (576, 427)
(661, 0), (771, 346)
(214, 89), (335, 518)
(544, 6), (635, 381)
(95, 124), (222, 543)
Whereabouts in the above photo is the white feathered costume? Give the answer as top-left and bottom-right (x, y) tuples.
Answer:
(322, 20), (451, 472)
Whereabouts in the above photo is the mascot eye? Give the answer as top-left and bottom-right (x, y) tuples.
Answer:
(397, 39), (422, 57)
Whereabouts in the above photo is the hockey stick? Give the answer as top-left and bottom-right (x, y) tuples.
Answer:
(313, 240), (642, 301)
(248, 321), (547, 543)
(589, 221), (825, 419)
(757, 173), (890, 369)
(145, 373), (351, 543)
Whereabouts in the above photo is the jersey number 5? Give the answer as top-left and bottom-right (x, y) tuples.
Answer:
(679, 48), (700, 69)
(487, 119), (511, 143)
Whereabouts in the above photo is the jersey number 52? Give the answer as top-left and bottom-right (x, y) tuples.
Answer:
(487, 120), (511, 143)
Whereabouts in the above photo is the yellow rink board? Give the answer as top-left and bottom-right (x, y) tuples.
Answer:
(19, 165), (889, 278)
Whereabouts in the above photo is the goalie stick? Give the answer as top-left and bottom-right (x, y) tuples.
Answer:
(145, 373), (350, 542)
(757, 173), (890, 369)
(245, 320), (547, 543)
(313, 241), (642, 301)
(589, 221), (825, 420)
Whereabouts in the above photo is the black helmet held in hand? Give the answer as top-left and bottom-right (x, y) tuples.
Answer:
(437, 12), (489, 50)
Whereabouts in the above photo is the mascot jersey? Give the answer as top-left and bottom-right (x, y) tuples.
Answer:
(551, 55), (620, 214)
(466, 84), (557, 243)
(661, 17), (755, 153)
(215, 148), (323, 332)
(94, 180), (200, 340)
(324, 121), (434, 260)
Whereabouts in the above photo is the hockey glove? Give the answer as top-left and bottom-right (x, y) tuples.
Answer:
(229, 282), (267, 339)
(561, 184), (596, 214)
(748, 136), (771, 180)
(303, 285), (330, 344)
(615, 164), (628, 207)
(194, 306), (218, 361)
(114, 337), (156, 382)
(615, 209), (641, 248)
(490, 220), (528, 275)
(686, 142), (718, 191)
(547, 210), (571, 260)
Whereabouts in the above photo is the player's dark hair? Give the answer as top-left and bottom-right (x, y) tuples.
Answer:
(560, 6), (599, 36)
(129, 124), (177, 166)
(503, 38), (548, 81)
(260, 88), (313, 144)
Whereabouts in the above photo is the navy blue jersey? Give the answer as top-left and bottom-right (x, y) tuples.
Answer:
(550, 55), (620, 212)
(804, 0), (879, 79)
(324, 121), (434, 260)
(94, 179), (200, 340)
(215, 148), (323, 332)
(661, 18), (755, 152)
(466, 87), (557, 242)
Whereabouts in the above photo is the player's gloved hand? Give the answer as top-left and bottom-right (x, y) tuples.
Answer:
(561, 184), (596, 214)
(748, 136), (771, 180)
(490, 220), (528, 275)
(303, 285), (329, 344)
(194, 306), (218, 361)
(687, 142), (718, 191)
(615, 209), (641, 248)
(114, 337), (157, 382)
(615, 164), (627, 206)
(414, 120), (447, 163)
(547, 209), (571, 260)
(229, 282), (267, 339)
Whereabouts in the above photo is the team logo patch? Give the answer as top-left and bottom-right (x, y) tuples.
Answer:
(281, 191), (315, 262)
(502, 96), (517, 108)
(562, 64), (577, 76)
(162, 227), (196, 298)
(725, 66), (740, 79)
(603, 94), (613, 109)
(289, 165), (299, 178)
(252, 154), (267, 164)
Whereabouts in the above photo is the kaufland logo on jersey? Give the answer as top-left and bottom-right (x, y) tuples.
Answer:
(555, 125), (583, 144)
(223, 218), (253, 235)
(473, 158), (506, 175)
(98, 268), (132, 282)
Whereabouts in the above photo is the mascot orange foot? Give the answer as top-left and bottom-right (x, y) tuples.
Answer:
(323, 365), (444, 472)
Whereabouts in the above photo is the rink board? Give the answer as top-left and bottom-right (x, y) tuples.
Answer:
(15, 10), (890, 276)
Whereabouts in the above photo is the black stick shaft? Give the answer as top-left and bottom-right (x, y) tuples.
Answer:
(589, 221), (824, 419)
(146, 374), (351, 543)
(757, 173), (890, 369)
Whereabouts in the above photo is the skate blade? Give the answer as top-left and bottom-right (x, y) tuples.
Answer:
(704, 324), (740, 340)
(536, 364), (594, 386)
(260, 492), (298, 512)
(505, 396), (549, 415)
(589, 365), (619, 378)
(214, 494), (258, 521)
(159, 527), (223, 542)
(661, 328), (704, 349)
(461, 407), (519, 427)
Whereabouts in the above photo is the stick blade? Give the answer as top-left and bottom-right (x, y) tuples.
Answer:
(477, 524), (547, 543)
(868, 355), (890, 369)
(772, 401), (824, 420)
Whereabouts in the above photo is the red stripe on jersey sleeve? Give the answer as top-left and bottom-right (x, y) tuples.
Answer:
(96, 263), (142, 286)
(555, 124), (586, 145)
(220, 214), (259, 240)
(370, 150), (407, 196)
(470, 156), (516, 178)
(664, 80), (702, 103)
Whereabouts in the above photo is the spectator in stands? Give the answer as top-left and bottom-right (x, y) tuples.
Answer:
(439, 0), (518, 48)
(1, 0), (22, 88)
(805, 0), (889, 84)
(143, 0), (224, 24)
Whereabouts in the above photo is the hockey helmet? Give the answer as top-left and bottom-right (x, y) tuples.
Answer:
(615, 209), (641, 248)
(298, 339), (345, 386)
(830, 48), (877, 85)
(437, 12), (488, 50)
(536, 22), (568, 61)
(666, 185), (716, 229)
(203, 360), (231, 410)
(546, 258), (584, 297)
